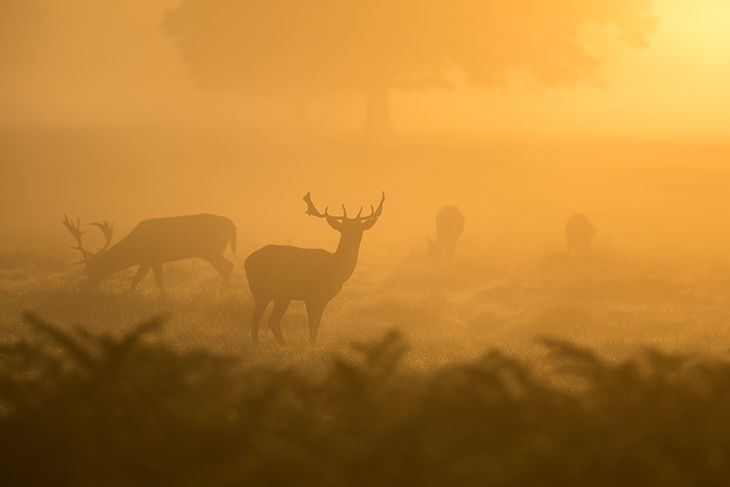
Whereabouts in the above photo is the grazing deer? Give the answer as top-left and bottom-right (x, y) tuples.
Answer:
(566, 214), (596, 256)
(428, 206), (464, 261)
(62, 214), (236, 297)
(245, 192), (385, 344)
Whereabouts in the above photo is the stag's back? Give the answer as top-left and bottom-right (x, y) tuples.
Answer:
(119, 214), (236, 263)
(245, 245), (336, 300)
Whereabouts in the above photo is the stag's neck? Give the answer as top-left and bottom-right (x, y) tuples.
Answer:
(91, 242), (135, 275)
(332, 233), (363, 281)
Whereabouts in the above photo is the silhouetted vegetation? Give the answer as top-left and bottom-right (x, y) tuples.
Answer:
(2, 314), (729, 486)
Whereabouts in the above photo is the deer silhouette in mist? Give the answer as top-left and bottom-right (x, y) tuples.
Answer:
(565, 214), (596, 256)
(62, 214), (236, 297)
(245, 192), (385, 344)
(428, 206), (464, 261)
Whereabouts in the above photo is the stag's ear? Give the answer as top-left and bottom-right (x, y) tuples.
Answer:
(360, 217), (379, 230)
(326, 215), (343, 231)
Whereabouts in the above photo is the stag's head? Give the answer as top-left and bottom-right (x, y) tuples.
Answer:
(303, 192), (385, 238)
(62, 215), (114, 287)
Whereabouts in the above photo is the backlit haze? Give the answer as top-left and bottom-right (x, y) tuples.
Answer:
(2, 0), (730, 267)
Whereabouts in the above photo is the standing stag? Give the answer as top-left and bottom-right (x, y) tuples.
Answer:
(245, 192), (385, 344)
(62, 214), (236, 297)
(566, 214), (596, 256)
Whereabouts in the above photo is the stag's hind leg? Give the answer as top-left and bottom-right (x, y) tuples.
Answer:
(131, 265), (151, 291)
(152, 264), (166, 299)
(251, 297), (270, 343)
(268, 299), (290, 346)
(305, 300), (326, 344)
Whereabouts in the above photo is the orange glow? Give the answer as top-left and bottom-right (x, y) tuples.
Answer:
(4, 3), (730, 482)
(0, 1), (727, 140)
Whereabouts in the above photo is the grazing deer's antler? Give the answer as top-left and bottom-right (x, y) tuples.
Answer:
(62, 214), (92, 262)
(91, 221), (114, 252)
(62, 216), (115, 262)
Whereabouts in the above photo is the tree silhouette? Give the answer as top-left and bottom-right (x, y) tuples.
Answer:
(163, 1), (655, 134)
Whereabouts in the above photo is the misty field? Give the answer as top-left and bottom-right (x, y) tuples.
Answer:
(4, 244), (730, 363)
(3, 245), (730, 485)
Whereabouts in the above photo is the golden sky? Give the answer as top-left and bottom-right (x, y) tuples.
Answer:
(2, 0), (729, 141)
(403, 0), (730, 140)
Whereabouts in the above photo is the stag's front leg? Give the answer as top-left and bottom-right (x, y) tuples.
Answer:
(131, 265), (151, 291)
(305, 300), (326, 344)
(268, 299), (290, 345)
(152, 264), (166, 299)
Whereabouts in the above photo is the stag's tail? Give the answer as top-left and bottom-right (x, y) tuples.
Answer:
(229, 224), (237, 255)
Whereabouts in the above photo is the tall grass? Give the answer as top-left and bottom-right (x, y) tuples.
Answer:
(2, 314), (730, 486)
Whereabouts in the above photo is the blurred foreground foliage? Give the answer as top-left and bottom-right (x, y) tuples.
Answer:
(1, 315), (730, 486)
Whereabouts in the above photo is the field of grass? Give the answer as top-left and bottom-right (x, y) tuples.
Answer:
(3, 243), (730, 368)
(3, 247), (730, 485)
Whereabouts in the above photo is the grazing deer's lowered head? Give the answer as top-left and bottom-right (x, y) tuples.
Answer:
(245, 192), (385, 344)
(62, 215), (115, 288)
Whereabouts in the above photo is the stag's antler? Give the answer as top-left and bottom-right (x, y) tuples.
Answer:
(62, 216), (115, 263)
(359, 191), (385, 221)
(62, 215), (91, 263)
(303, 192), (327, 218)
(303, 192), (385, 221)
(90, 221), (114, 252)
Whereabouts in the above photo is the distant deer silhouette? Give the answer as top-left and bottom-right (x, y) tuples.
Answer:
(62, 214), (236, 297)
(566, 214), (596, 256)
(245, 192), (385, 344)
(428, 206), (464, 261)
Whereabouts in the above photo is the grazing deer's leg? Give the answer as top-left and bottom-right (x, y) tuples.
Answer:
(251, 297), (270, 343)
(152, 264), (166, 299)
(131, 265), (151, 291)
(305, 300), (326, 344)
(268, 299), (290, 345)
